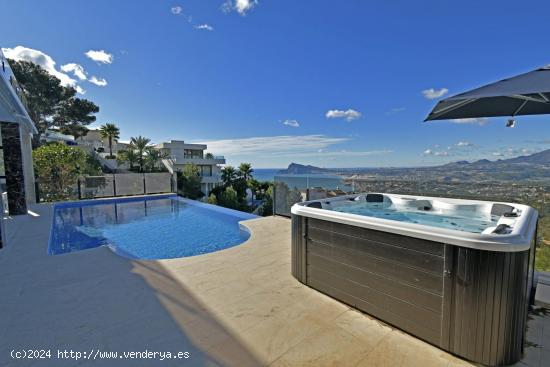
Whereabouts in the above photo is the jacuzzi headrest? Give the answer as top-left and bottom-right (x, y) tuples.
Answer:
(307, 202), (323, 209)
(366, 194), (384, 203)
(491, 204), (515, 216)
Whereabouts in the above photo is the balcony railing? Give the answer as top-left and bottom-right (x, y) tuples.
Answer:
(169, 155), (225, 163)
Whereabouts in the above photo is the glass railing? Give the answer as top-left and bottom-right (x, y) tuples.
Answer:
(273, 174), (549, 219)
(36, 172), (175, 202)
(272, 174), (549, 271)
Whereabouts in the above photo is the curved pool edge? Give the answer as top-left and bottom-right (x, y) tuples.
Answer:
(48, 194), (260, 260)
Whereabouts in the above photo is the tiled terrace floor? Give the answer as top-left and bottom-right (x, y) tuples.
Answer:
(0, 202), (548, 367)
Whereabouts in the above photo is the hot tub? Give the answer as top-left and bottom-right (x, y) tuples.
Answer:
(290, 193), (538, 366)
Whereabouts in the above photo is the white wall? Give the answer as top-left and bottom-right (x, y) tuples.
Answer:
(19, 124), (36, 204)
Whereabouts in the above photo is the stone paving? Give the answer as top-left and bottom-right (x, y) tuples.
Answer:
(0, 202), (548, 366)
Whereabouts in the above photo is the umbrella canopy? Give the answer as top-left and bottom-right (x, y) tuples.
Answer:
(425, 65), (550, 121)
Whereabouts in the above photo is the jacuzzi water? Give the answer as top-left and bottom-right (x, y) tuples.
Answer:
(48, 195), (257, 259)
(330, 201), (500, 233)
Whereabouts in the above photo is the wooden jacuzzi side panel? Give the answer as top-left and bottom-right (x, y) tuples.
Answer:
(290, 214), (536, 367)
(447, 243), (533, 366)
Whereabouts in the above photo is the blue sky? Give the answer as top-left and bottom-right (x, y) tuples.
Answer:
(2, 0), (550, 168)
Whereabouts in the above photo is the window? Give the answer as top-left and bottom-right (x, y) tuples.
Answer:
(198, 165), (212, 177)
(184, 149), (204, 159)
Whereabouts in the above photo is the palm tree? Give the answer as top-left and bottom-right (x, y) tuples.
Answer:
(221, 166), (236, 186)
(205, 152), (214, 159)
(144, 147), (169, 172)
(117, 149), (139, 171)
(129, 136), (151, 173)
(238, 163), (253, 181)
(99, 123), (120, 157)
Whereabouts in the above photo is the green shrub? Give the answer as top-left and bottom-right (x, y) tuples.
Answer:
(207, 193), (217, 205)
(218, 186), (239, 210)
(177, 164), (204, 199)
(34, 143), (100, 201)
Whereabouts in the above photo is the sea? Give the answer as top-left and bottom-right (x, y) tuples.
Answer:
(253, 169), (282, 182)
(252, 169), (351, 191)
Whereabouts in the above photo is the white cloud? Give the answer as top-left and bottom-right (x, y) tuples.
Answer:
(491, 147), (537, 158)
(85, 50), (113, 64)
(195, 24), (214, 31)
(456, 141), (473, 147)
(422, 88), (449, 100)
(60, 63), (87, 80)
(222, 0), (258, 15)
(423, 149), (449, 157)
(171, 5), (183, 15)
(197, 135), (349, 155)
(283, 149), (393, 158)
(2, 46), (86, 94)
(450, 118), (489, 125)
(89, 76), (107, 87)
(282, 119), (300, 128)
(325, 109), (362, 122)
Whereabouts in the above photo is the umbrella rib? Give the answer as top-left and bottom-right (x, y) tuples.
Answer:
(426, 98), (478, 120)
(512, 100), (529, 116)
(510, 94), (549, 104)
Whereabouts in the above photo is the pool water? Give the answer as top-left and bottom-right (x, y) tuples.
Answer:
(49, 195), (257, 259)
(331, 201), (499, 233)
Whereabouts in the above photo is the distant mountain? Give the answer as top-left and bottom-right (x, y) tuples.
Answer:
(384, 149), (549, 182)
(502, 149), (550, 165)
(281, 149), (550, 183)
(278, 163), (330, 174)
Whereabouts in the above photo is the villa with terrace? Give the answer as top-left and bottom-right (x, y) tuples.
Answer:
(156, 140), (225, 196)
(0, 48), (549, 367)
(76, 128), (130, 156)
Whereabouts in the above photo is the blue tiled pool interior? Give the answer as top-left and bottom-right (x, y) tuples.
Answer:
(48, 195), (257, 259)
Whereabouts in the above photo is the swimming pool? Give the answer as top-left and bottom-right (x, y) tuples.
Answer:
(48, 194), (258, 259)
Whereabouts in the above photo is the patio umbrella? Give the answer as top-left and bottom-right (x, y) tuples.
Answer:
(425, 65), (550, 125)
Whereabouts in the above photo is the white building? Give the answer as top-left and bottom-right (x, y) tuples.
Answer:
(0, 48), (37, 216)
(41, 130), (77, 145)
(156, 140), (225, 195)
(77, 129), (129, 155)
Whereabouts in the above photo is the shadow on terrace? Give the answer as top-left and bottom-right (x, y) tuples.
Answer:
(0, 205), (262, 367)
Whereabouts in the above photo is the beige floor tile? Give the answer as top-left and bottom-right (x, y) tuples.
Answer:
(235, 310), (328, 364)
(3, 208), (549, 367)
(205, 336), (263, 367)
(356, 330), (451, 367)
(334, 309), (392, 344)
(278, 300), (348, 329)
(271, 325), (374, 367)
